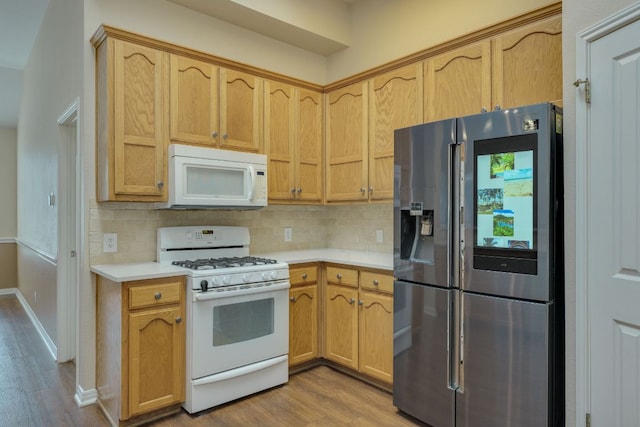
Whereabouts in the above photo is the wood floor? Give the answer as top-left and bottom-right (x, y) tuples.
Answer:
(0, 294), (424, 426)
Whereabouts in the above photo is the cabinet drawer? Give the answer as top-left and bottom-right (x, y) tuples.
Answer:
(290, 266), (318, 286)
(360, 271), (394, 294)
(129, 278), (183, 310)
(326, 266), (358, 287)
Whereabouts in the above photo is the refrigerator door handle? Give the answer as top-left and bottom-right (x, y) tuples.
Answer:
(448, 290), (462, 391)
(448, 141), (462, 289)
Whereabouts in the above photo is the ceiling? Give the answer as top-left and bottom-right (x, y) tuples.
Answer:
(0, 0), (359, 129)
(0, 0), (49, 128)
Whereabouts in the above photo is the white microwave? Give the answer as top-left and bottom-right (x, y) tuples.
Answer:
(156, 144), (268, 209)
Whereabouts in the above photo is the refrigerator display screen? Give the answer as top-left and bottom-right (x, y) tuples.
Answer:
(474, 134), (537, 255)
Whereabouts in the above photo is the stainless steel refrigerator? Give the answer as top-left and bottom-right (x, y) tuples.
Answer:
(393, 103), (564, 427)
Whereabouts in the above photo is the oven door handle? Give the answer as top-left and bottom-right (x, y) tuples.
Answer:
(193, 281), (291, 301)
(192, 354), (288, 386)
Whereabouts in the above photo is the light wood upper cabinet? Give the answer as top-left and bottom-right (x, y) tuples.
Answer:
(424, 41), (491, 122)
(220, 68), (263, 153)
(296, 89), (323, 202)
(326, 82), (369, 202)
(265, 82), (323, 203)
(96, 38), (168, 201)
(369, 63), (424, 200)
(169, 58), (263, 152)
(492, 15), (562, 109)
(170, 56), (219, 145)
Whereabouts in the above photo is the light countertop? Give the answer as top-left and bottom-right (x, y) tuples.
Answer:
(91, 262), (188, 283)
(91, 249), (392, 282)
(254, 249), (393, 271)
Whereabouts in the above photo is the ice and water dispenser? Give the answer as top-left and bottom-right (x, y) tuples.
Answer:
(400, 202), (435, 263)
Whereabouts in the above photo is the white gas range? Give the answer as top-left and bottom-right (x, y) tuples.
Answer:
(157, 226), (290, 414)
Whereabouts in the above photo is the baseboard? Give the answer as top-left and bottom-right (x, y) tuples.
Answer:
(0, 287), (18, 296)
(75, 383), (98, 407)
(11, 288), (58, 361)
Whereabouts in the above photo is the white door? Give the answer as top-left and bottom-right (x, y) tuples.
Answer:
(581, 11), (640, 427)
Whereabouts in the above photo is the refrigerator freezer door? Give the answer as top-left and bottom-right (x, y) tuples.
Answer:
(460, 103), (558, 302)
(457, 292), (551, 427)
(393, 280), (455, 427)
(394, 119), (456, 287)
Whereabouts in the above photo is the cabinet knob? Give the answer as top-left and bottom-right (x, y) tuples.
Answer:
(297, 188), (302, 193)
(302, 273), (308, 280)
(176, 316), (182, 324)
(373, 280), (379, 286)
(349, 298), (356, 304)
(359, 300), (364, 305)
(369, 186), (373, 193)
(157, 182), (164, 188)
(154, 292), (162, 300)
(290, 296), (296, 302)
(337, 273), (343, 280)
(360, 187), (366, 193)
(212, 131), (218, 138)
(291, 188), (296, 194)
(223, 133), (228, 139)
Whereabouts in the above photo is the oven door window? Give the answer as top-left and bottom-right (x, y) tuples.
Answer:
(212, 298), (274, 346)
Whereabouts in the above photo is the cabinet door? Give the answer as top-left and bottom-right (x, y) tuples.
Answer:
(296, 89), (323, 202)
(492, 15), (562, 109)
(358, 290), (393, 384)
(128, 306), (185, 417)
(326, 82), (368, 202)
(424, 41), (491, 122)
(289, 284), (318, 366)
(369, 64), (423, 201)
(265, 80), (296, 201)
(220, 68), (263, 153)
(112, 40), (168, 198)
(169, 55), (219, 145)
(325, 284), (359, 369)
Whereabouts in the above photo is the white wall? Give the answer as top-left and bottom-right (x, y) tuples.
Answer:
(19, 0), (83, 257)
(327, 0), (558, 82)
(17, 0), (83, 362)
(0, 127), (17, 238)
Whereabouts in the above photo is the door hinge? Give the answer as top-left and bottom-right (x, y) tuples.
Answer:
(586, 413), (591, 427)
(573, 78), (591, 104)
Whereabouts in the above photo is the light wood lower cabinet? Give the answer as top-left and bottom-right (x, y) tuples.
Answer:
(323, 265), (394, 384)
(96, 275), (186, 424)
(288, 264), (319, 366)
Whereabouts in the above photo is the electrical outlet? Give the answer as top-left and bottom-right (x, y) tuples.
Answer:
(376, 229), (384, 243)
(284, 227), (293, 242)
(103, 233), (118, 253)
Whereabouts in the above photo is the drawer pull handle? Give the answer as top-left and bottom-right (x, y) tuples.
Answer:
(290, 296), (296, 302)
(176, 316), (182, 324)
(302, 273), (308, 280)
(337, 273), (343, 280)
(154, 292), (162, 300)
(373, 280), (379, 286)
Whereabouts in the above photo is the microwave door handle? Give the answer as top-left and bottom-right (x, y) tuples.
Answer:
(247, 165), (255, 201)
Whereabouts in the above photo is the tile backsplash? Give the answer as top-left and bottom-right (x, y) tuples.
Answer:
(90, 199), (393, 265)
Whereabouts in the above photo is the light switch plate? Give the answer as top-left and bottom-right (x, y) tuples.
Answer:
(103, 233), (118, 253)
(376, 229), (384, 243)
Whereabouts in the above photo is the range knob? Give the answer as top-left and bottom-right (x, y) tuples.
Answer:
(223, 276), (231, 285)
(200, 280), (209, 292)
(242, 274), (250, 283)
(270, 271), (278, 280)
(211, 277), (219, 287)
(261, 272), (268, 281)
